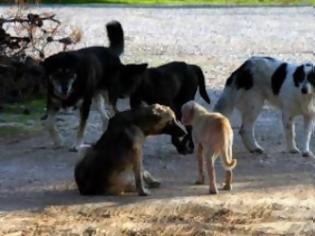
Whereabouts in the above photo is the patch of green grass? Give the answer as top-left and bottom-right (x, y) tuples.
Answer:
(0, 124), (42, 138)
(2, 99), (45, 123)
(42, 0), (314, 5)
(3, 99), (45, 114)
(0, 99), (45, 138)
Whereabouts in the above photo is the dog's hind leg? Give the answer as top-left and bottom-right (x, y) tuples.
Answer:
(301, 115), (314, 157)
(282, 112), (300, 154)
(195, 144), (205, 185)
(222, 170), (233, 191)
(205, 150), (219, 194)
(238, 94), (264, 153)
(132, 147), (151, 196)
(94, 94), (110, 130)
(46, 109), (63, 148)
(221, 143), (233, 191)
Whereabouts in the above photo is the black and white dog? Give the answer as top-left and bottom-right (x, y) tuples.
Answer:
(128, 61), (211, 154)
(42, 21), (147, 150)
(214, 56), (315, 157)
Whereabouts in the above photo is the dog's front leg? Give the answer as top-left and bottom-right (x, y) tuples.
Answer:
(302, 115), (314, 158)
(195, 144), (205, 185)
(72, 98), (92, 152)
(143, 170), (160, 188)
(94, 94), (110, 130)
(132, 147), (151, 196)
(46, 109), (63, 148)
(282, 113), (300, 154)
(239, 121), (263, 154)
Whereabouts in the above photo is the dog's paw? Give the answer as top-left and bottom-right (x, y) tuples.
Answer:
(302, 151), (315, 158)
(138, 188), (151, 196)
(250, 147), (264, 154)
(221, 184), (232, 191)
(209, 188), (219, 195)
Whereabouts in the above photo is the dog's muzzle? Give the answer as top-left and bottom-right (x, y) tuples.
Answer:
(301, 87), (308, 94)
(163, 119), (187, 137)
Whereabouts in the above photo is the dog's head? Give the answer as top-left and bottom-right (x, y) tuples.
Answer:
(297, 64), (315, 96)
(152, 104), (187, 136)
(42, 52), (79, 100)
(181, 101), (208, 125)
(125, 104), (186, 137)
(181, 101), (197, 126)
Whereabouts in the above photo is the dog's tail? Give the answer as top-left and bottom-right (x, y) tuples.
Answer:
(106, 20), (124, 56)
(193, 65), (211, 104)
(221, 133), (237, 171)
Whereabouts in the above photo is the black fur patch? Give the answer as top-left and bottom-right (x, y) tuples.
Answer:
(271, 63), (287, 95)
(233, 61), (254, 90)
(293, 65), (305, 87)
(225, 75), (234, 86)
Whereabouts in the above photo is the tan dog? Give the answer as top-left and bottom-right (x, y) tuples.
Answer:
(181, 101), (237, 194)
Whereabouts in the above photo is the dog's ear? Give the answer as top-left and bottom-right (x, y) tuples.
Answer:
(144, 104), (164, 123)
(181, 102), (195, 125)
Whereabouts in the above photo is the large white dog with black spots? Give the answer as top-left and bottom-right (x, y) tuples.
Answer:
(215, 56), (315, 157)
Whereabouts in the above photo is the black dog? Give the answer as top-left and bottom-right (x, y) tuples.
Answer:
(74, 104), (186, 196)
(128, 61), (211, 154)
(41, 21), (147, 150)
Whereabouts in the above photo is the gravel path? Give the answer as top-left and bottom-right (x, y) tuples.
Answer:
(0, 5), (314, 235)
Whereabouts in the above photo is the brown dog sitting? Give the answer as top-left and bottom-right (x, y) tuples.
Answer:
(181, 101), (237, 194)
(75, 104), (186, 196)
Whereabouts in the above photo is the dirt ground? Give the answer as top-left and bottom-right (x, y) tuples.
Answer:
(0, 5), (315, 236)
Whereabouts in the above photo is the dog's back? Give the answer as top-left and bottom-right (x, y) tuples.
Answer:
(131, 61), (210, 112)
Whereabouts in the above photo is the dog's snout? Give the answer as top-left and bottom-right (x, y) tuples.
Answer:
(61, 85), (68, 95)
(173, 119), (187, 136)
(161, 119), (187, 136)
(301, 87), (308, 94)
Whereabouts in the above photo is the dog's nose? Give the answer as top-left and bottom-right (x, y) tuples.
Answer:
(301, 87), (308, 94)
